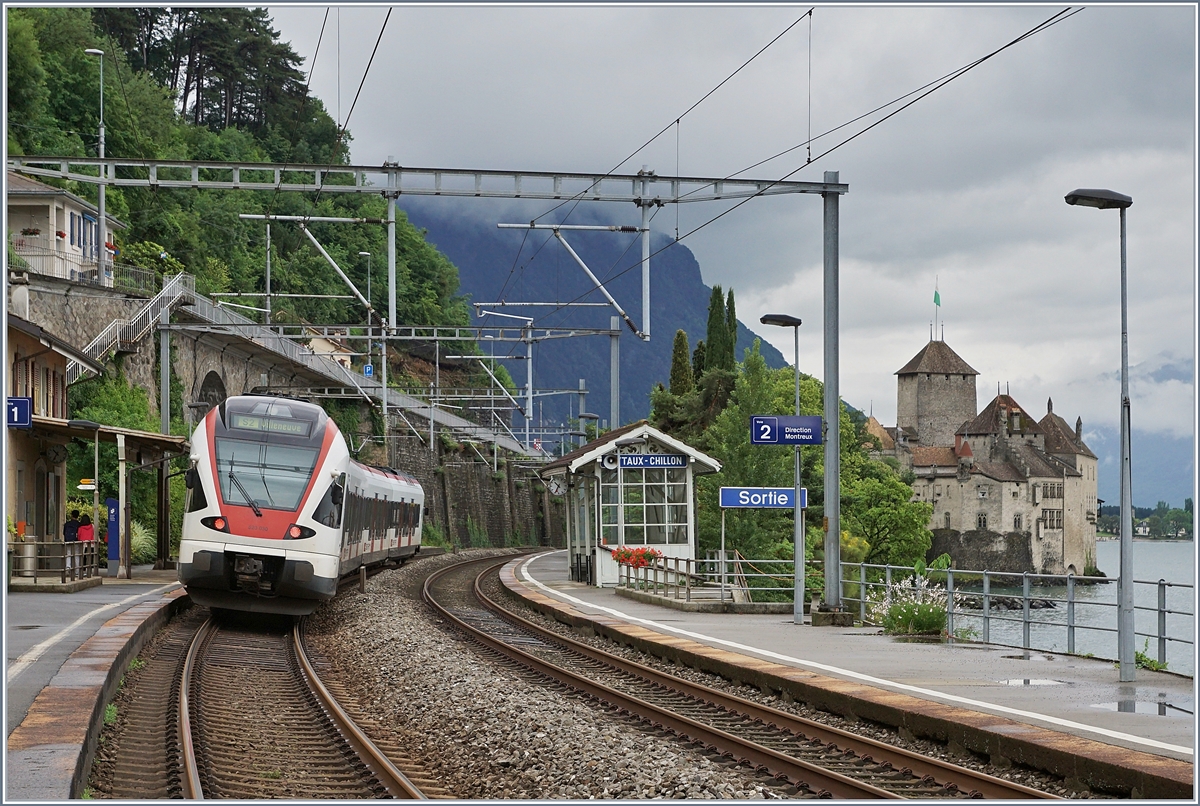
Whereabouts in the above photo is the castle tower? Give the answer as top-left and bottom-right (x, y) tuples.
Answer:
(895, 340), (979, 447)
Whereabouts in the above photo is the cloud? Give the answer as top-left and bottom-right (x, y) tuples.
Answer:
(267, 3), (1194, 464)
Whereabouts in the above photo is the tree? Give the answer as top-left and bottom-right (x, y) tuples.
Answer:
(668, 330), (693, 396)
(843, 473), (933, 566)
(726, 287), (738, 362)
(691, 340), (706, 381)
(704, 285), (731, 373)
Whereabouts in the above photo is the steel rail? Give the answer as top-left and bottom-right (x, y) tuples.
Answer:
(292, 620), (428, 799)
(476, 570), (1060, 800)
(422, 558), (897, 799)
(180, 616), (426, 799)
(178, 617), (215, 800)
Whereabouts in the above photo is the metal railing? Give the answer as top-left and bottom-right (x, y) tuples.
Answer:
(67, 272), (194, 382)
(8, 540), (102, 583)
(842, 562), (1195, 670)
(9, 240), (159, 296)
(616, 554), (825, 604)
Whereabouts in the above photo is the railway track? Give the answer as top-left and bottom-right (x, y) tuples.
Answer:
(423, 556), (1061, 800)
(178, 614), (432, 799)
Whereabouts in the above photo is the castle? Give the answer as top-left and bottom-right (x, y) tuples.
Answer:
(867, 339), (1098, 575)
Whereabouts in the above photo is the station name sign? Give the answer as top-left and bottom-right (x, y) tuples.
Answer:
(750, 415), (823, 445)
(619, 453), (687, 469)
(719, 487), (808, 509)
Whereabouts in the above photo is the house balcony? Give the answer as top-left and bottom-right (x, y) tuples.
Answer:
(8, 238), (159, 297)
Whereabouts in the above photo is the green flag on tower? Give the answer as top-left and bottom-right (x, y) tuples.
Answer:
(934, 289), (941, 306)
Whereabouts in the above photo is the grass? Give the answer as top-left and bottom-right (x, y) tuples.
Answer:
(128, 657), (145, 672)
(103, 704), (117, 726)
(1135, 639), (1169, 672)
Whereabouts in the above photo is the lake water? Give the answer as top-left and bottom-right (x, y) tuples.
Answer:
(951, 539), (1195, 676)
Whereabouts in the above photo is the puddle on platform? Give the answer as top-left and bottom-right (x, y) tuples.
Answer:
(1001, 653), (1058, 661)
(1091, 700), (1193, 718)
(891, 635), (945, 644)
(997, 679), (1064, 686)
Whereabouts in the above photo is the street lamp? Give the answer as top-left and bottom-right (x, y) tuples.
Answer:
(760, 313), (805, 625)
(68, 419), (102, 556)
(1065, 187), (1135, 681)
(84, 49), (105, 276)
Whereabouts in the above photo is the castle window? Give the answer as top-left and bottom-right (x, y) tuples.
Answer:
(935, 485), (942, 497)
(977, 513), (988, 530)
(944, 512), (951, 529)
(1014, 514), (1022, 530)
(1044, 509), (1063, 529)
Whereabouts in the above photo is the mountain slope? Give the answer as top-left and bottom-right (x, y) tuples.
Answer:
(400, 199), (788, 430)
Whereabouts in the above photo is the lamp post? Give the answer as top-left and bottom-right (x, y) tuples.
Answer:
(68, 419), (102, 557)
(1065, 187), (1135, 681)
(84, 49), (105, 275)
(760, 314), (805, 625)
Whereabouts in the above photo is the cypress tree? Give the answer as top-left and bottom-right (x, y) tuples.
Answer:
(692, 340), (707, 380)
(669, 330), (694, 395)
(725, 288), (738, 367)
(704, 285), (730, 373)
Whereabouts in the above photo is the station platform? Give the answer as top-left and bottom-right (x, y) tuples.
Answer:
(502, 550), (1195, 799)
(5, 566), (184, 800)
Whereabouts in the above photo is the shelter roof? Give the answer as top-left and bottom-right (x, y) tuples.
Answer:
(8, 314), (104, 376)
(895, 340), (978, 376)
(539, 420), (721, 477)
(29, 416), (189, 459)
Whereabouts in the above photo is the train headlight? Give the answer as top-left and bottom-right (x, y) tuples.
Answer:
(201, 515), (230, 533)
(285, 524), (316, 540)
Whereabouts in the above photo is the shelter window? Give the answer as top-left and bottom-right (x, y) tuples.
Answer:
(598, 462), (689, 546)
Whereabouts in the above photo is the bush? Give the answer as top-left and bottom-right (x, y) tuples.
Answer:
(421, 522), (450, 548)
(867, 573), (955, 635)
(130, 520), (156, 564)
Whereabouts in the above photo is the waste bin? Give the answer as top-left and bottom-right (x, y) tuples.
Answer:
(16, 541), (37, 577)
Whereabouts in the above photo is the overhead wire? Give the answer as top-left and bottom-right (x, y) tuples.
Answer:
(526, 6), (1082, 323)
(496, 8), (812, 315)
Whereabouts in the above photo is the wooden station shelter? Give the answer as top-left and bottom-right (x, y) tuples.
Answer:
(538, 421), (721, 586)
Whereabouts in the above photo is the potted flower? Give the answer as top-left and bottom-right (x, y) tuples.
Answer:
(612, 546), (663, 568)
(20, 227), (40, 236)
(56, 230), (66, 239)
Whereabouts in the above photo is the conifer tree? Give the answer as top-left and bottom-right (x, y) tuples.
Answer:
(725, 288), (738, 366)
(692, 340), (707, 380)
(669, 330), (694, 395)
(704, 285), (731, 373)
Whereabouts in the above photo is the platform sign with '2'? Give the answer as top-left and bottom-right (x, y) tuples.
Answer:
(750, 415), (823, 445)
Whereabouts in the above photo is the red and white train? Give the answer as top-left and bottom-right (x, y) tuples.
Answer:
(178, 395), (423, 615)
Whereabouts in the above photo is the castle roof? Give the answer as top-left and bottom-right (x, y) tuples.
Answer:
(895, 340), (979, 376)
(957, 394), (1044, 437)
(1039, 405), (1097, 460)
(971, 461), (1026, 482)
(911, 446), (957, 467)
(864, 416), (895, 450)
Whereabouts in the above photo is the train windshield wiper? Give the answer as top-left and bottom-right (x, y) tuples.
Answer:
(227, 463), (263, 517)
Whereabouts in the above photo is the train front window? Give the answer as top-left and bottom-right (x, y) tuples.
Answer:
(214, 439), (319, 512)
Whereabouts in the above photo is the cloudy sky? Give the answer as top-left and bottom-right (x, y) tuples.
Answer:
(269, 4), (1194, 456)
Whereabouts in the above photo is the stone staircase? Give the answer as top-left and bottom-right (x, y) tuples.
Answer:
(66, 272), (196, 383)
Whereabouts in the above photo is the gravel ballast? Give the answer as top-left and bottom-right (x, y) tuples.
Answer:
(306, 550), (786, 799)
